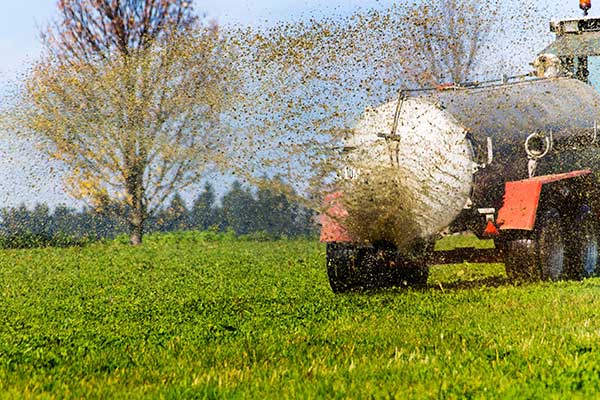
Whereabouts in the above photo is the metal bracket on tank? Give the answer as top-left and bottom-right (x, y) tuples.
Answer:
(472, 137), (494, 172)
(485, 137), (494, 166)
(391, 90), (406, 138)
(378, 90), (406, 141)
(525, 131), (553, 178)
(377, 89), (407, 167)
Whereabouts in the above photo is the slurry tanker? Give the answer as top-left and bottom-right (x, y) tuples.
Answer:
(321, 5), (600, 292)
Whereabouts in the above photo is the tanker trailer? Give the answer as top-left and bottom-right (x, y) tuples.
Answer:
(321, 76), (600, 292)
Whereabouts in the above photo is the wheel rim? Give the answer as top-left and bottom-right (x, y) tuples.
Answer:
(539, 211), (565, 281)
(581, 221), (598, 277)
(582, 237), (598, 277)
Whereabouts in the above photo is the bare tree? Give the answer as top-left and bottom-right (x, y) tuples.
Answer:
(398, 0), (496, 85)
(45, 0), (198, 61)
(18, 1), (233, 245)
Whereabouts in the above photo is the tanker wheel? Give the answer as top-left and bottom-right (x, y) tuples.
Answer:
(502, 239), (539, 281)
(326, 243), (395, 291)
(359, 245), (398, 289)
(357, 244), (429, 289)
(565, 205), (599, 280)
(326, 243), (358, 293)
(326, 243), (428, 291)
(391, 261), (429, 288)
(390, 244), (431, 288)
(503, 207), (565, 282)
(537, 208), (566, 281)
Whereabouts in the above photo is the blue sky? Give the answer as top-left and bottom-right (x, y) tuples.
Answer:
(1, 1), (588, 77)
(0, 0), (593, 208)
(0, 0), (397, 77)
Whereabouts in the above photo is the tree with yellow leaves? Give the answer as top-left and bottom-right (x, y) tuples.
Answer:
(19, 0), (233, 245)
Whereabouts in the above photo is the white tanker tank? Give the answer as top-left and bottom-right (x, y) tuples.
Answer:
(346, 93), (475, 241)
(322, 77), (600, 292)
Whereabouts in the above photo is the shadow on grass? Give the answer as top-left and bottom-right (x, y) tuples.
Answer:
(351, 274), (512, 295)
(346, 266), (600, 295)
(428, 275), (511, 291)
(338, 263), (547, 294)
(355, 264), (513, 294)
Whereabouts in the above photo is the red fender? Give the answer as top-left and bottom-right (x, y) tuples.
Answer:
(496, 170), (592, 231)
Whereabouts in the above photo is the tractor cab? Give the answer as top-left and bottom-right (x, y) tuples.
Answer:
(541, 16), (600, 91)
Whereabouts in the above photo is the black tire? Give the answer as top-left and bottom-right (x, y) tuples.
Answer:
(391, 243), (431, 288)
(326, 242), (430, 292)
(502, 239), (539, 281)
(327, 243), (394, 292)
(361, 246), (398, 289)
(537, 208), (566, 281)
(391, 261), (429, 288)
(326, 243), (357, 293)
(503, 207), (565, 282)
(565, 205), (599, 280)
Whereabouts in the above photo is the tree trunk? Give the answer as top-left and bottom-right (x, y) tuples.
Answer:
(129, 204), (145, 246)
(127, 164), (146, 246)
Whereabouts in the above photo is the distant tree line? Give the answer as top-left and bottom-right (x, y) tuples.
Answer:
(0, 180), (317, 248)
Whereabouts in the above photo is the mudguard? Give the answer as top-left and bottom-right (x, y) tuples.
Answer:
(496, 170), (591, 231)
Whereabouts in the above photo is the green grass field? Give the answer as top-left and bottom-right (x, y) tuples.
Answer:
(2, 234), (600, 398)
